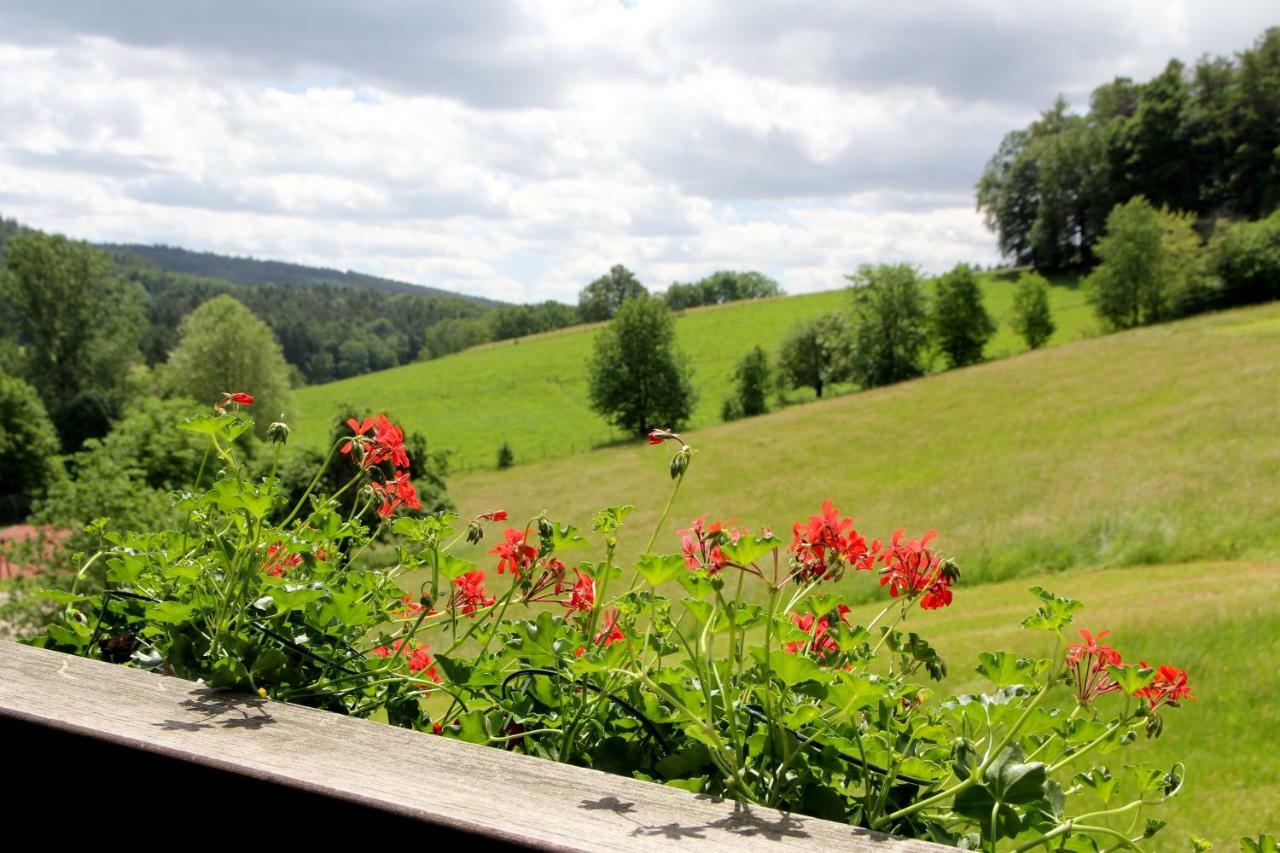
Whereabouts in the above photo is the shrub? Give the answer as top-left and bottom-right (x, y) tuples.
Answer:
(32, 405), (1206, 850)
(930, 263), (996, 368)
(497, 441), (515, 470)
(1010, 272), (1056, 349)
(587, 297), (695, 436)
(1210, 210), (1280, 307)
(726, 345), (770, 420)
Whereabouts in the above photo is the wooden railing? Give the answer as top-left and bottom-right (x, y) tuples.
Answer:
(0, 641), (945, 850)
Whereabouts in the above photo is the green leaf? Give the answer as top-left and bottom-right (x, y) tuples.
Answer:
(722, 533), (781, 567)
(1108, 663), (1156, 695)
(985, 746), (1048, 804)
(436, 553), (477, 580)
(145, 601), (196, 625)
(1020, 586), (1083, 631)
(664, 776), (708, 793)
(1073, 767), (1118, 805)
(952, 786), (1022, 840)
(655, 743), (711, 779)
(250, 647), (289, 683)
(634, 553), (684, 587)
(749, 645), (828, 686)
(1240, 835), (1277, 853)
(825, 671), (887, 715)
(975, 651), (1041, 687)
(551, 522), (590, 551)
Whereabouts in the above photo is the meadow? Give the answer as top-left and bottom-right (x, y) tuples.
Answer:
(291, 273), (1094, 470)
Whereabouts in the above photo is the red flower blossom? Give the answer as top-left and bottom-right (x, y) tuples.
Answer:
(677, 515), (742, 575)
(452, 570), (495, 616)
(877, 529), (954, 610)
(371, 640), (441, 684)
(369, 472), (422, 518)
(341, 414), (411, 470)
(432, 721), (443, 735)
(789, 501), (876, 583)
(1066, 629), (1124, 705)
(490, 528), (538, 577)
(394, 594), (438, 620)
(785, 606), (851, 661)
(648, 429), (681, 445)
(594, 608), (625, 647)
(262, 541), (302, 577)
(479, 510), (508, 522)
(564, 568), (595, 614)
(1134, 662), (1194, 710)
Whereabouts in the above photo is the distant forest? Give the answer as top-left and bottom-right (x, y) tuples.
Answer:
(1, 215), (782, 386)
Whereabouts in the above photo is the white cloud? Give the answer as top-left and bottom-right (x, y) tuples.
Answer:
(0, 2), (1274, 302)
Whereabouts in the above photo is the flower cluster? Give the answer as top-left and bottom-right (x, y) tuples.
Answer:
(341, 414), (422, 519)
(679, 515), (745, 575)
(1135, 662), (1195, 710)
(564, 568), (595, 614)
(877, 529), (956, 610)
(369, 472), (422, 519)
(1066, 629), (1124, 705)
(789, 500), (876, 583)
(452, 570), (495, 616)
(490, 528), (538, 577)
(371, 640), (441, 683)
(261, 541), (302, 577)
(785, 606), (851, 662)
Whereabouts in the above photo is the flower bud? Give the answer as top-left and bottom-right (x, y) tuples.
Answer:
(465, 520), (484, 544)
(669, 448), (690, 480)
(537, 516), (554, 539)
(267, 418), (291, 446)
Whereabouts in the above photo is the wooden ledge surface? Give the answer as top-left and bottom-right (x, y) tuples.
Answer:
(0, 640), (945, 851)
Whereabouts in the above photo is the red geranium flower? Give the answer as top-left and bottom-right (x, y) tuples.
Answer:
(1134, 662), (1194, 710)
(370, 472), (421, 518)
(564, 568), (595, 614)
(785, 606), (851, 662)
(878, 528), (954, 610)
(677, 515), (743, 575)
(490, 528), (538, 577)
(262, 541), (302, 577)
(341, 413), (411, 470)
(789, 501), (876, 583)
(479, 510), (508, 522)
(371, 640), (441, 684)
(594, 608), (625, 647)
(452, 570), (495, 616)
(1066, 629), (1124, 705)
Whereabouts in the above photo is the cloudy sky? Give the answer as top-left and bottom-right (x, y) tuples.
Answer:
(0, 2), (1274, 302)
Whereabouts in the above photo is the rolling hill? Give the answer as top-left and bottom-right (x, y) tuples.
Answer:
(291, 273), (1096, 469)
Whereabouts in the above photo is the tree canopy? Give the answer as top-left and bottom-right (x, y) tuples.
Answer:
(578, 265), (648, 323)
(929, 264), (996, 369)
(845, 264), (930, 389)
(777, 313), (848, 400)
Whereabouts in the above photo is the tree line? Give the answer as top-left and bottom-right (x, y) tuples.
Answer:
(977, 27), (1279, 272)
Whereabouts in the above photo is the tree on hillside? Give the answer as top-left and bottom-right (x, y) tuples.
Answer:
(160, 295), (292, 434)
(1210, 209), (1280, 307)
(1010, 273), (1056, 350)
(587, 297), (695, 436)
(776, 313), (848, 399)
(929, 264), (996, 369)
(0, 233), (145, 449)
(1084, 197), (1205, 329)
(722, 346), (771, 421)
(0, 375), (64, 523)
(845, 264), (930, 389)
(578, 265), (647, 323)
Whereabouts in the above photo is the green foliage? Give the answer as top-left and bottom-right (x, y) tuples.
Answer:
(725, 346), (771, 421)
(578, 264), (648, 323)
(1010, 273), (1056, 349)
(421, 316), (492, 360)
(32, 396), (208, 537)
(776, 312), (848, 399)
(1085, 197), (1206, 330)
(930, 264), (996, 369)
(0, 374), (64, 523)
(846, 264), (930, 388)
(159, 295), (292, 435)
(0, 233), (145, 449)
(496, 441), (515, 470)
(664, 270), (782, 310)
(587, 297), (696, 436)
(1210, 210), (1280, 307)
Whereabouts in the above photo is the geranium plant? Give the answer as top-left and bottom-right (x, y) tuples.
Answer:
(34, 396), (1216, 850)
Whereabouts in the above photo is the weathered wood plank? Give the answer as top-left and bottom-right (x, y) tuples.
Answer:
(0, 640), (946, 851)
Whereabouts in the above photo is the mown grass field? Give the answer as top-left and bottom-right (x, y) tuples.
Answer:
(841, 560), (1280, 848)
(291, 273), (1094, 470)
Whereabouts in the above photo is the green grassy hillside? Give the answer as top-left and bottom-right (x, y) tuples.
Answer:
(448, 302), (1280, 581)
(292, 274), (1094, 469)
